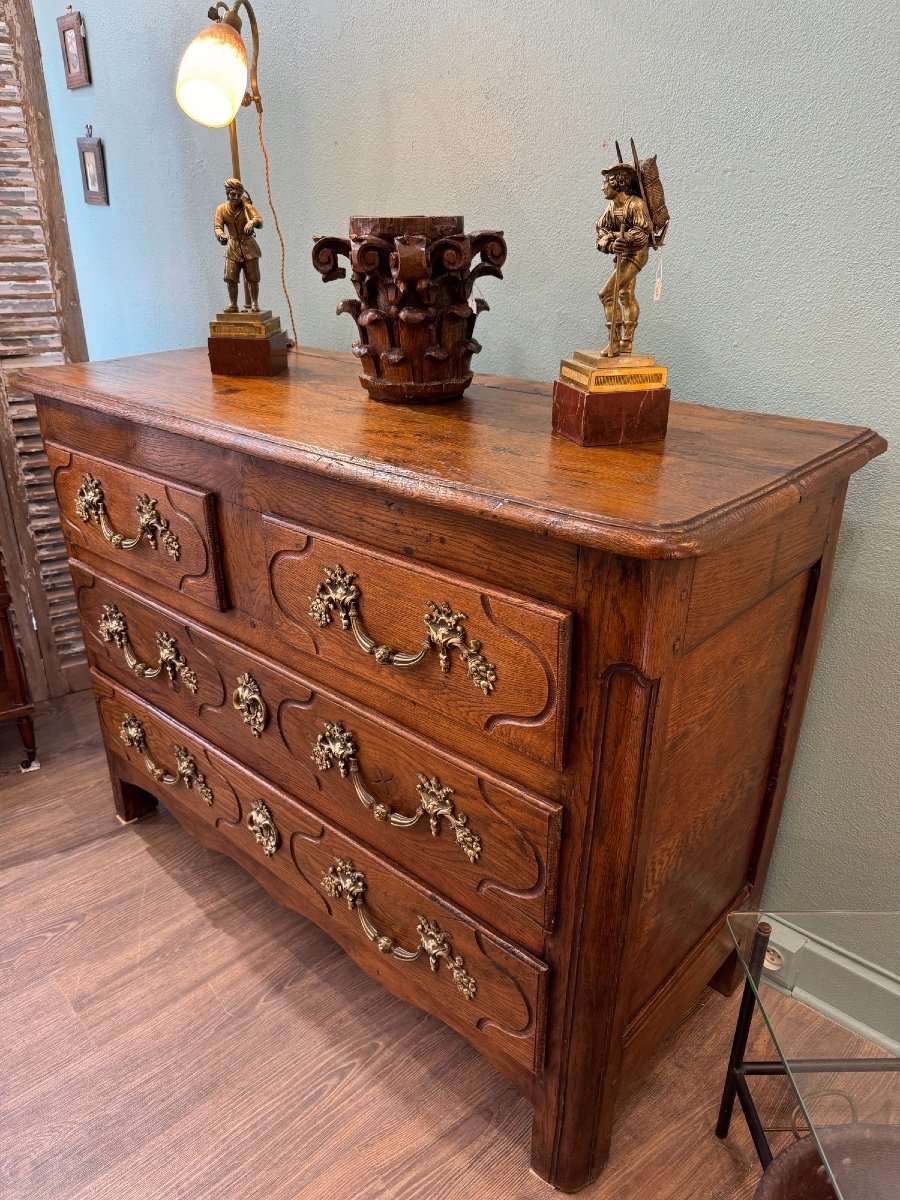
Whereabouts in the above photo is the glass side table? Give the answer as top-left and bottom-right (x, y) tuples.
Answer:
(716, 912), (900, 1199)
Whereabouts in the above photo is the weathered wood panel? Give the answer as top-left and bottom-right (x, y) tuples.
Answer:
(0, 0), (88, 698)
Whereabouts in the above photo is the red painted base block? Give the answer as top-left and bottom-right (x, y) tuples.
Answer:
(552, 379), (670, 447)
(208, 331), (288, 377)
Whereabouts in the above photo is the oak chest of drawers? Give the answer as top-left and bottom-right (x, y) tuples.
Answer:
(18, 347), (884, 1191)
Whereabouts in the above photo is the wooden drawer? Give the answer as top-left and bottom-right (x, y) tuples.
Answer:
(46, 442), (225, 610)
(93, 671), (549, 1082)
(261, 515), (573, 770)
(74, 564), (562, 948)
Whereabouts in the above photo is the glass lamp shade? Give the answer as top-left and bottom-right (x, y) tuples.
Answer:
(175, 22), (248, 128)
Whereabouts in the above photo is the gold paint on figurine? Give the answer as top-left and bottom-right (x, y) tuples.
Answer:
(595, 140), (669, 357)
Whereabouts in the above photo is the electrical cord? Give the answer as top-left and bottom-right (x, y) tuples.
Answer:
(256, 106), (299, 347)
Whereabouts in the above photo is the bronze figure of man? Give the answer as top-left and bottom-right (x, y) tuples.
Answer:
(596, 161), (654, 356)
(214, 177), (263, 313)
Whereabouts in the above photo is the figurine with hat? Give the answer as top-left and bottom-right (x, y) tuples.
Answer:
(552, 138), (672, 448)
(597, 155), (655, 357)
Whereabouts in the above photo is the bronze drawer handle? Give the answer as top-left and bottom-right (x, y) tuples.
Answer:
(308, 564), (497, 695)
(232, 672), (269, 737)
(119, 713), (213, 804)
(321, 858), (477, 1000)
(311, 720), (482, 863)
(74, 473), (181, 561)
(246, 799), (280, 856)
(99, 604), (198, 693)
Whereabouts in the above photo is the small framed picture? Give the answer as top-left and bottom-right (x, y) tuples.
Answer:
(57, 9), (91, 89)
(77, 134), (108, 205)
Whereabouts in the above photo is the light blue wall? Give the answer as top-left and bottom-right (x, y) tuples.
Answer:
(32, 1), (898, 911)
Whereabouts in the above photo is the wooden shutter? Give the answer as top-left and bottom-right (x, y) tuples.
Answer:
(0, 0), (88, 700)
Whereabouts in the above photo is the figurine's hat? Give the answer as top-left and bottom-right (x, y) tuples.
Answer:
(601, 161), (638, 184)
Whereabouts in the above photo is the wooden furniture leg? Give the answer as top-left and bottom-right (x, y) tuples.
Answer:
(107, 751), (158, 823)
(16, 714), (36, 766)
(0, 555), (36, 767)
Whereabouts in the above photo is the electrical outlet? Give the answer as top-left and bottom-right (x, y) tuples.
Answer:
(761, 918), (808, 991)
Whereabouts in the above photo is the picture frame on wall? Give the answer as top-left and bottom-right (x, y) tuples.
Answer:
(57, 9), (91, 89)
(77, 133), (108, 205)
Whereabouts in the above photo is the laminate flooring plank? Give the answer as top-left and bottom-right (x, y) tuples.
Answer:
(2, 692), (861, 1200)
(0, 692), (115, 868)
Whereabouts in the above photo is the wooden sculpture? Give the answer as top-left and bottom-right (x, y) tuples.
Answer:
(312, 216), (507, 404)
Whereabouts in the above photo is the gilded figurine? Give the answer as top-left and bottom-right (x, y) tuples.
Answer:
(596, 142), (669, 356)
(214, 177), (263, 313)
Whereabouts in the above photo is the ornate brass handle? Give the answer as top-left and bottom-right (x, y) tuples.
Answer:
(311, 721), (482, 863)
(118, 713), (213, 804)
(74, 473), (181, 560)
(99, 604), (198, 693)
(246, 799), (280, 856)
(232, 673), (268, 737)
(321, 858), (476, 1000)
(308, 564), (497, 695)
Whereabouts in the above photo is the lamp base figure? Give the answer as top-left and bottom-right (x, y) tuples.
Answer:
(208, 311), (288, 376)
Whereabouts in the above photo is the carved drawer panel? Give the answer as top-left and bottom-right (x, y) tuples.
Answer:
(261, 515), (573, 770)
(46, 442), (225, 610)
(75, 565), (562, 949)
(94, 672), (549, 1080)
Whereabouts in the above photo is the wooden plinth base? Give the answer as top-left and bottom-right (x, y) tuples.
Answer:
(360, 374), (472, 404)
(552, 379), (670, 447)
(208, 331), (288, 377)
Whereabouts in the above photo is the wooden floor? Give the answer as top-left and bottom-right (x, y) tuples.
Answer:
(1, 693), (808, 1200)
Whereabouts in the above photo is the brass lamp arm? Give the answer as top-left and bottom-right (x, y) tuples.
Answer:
(208, 0), (262, 111)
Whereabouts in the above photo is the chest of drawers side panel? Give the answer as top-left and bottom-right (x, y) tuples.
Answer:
(625, 491), (842, 1020)
(605, 485), (848, 1188)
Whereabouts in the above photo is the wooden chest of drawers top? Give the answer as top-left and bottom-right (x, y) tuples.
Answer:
(15, 345), (884, 560)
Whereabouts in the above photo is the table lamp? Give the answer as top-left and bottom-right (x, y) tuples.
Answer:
(176, 1), (295, 376)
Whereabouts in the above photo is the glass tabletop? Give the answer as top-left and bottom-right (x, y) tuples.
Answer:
(727, 911), (900, 1199)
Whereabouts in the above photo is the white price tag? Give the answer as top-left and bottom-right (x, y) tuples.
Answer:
(652, 247), (663, 302)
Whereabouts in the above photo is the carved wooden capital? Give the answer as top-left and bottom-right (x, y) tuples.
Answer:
(311, 216), (506, 404)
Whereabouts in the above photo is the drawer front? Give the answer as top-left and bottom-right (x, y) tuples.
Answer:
(47, 442), (225, 610)
(262, 515), (572, 770)
(74, 565), (562, 946)
(94, 673), (549, 1080)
